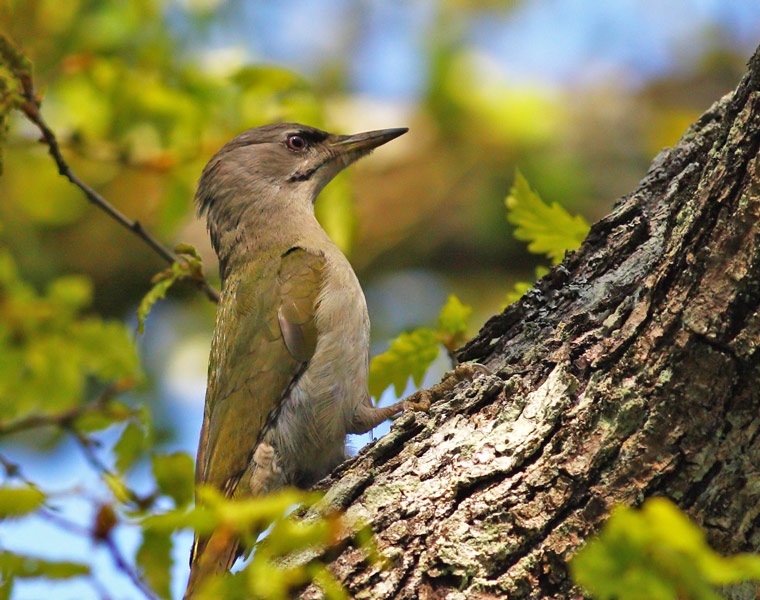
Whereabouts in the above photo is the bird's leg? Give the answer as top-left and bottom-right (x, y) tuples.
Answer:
(349, 362), (490, 434)
(247, 442), (280, 496)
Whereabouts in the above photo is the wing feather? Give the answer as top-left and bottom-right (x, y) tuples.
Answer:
(195, 248), (324, 493)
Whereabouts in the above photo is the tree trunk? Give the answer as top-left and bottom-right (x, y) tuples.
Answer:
(303, 46), (760, 599)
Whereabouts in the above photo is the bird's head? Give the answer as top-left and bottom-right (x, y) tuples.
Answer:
(196, 123), (407, 256)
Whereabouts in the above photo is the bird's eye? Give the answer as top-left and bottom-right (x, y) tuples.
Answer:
(287, 135), (307, 151)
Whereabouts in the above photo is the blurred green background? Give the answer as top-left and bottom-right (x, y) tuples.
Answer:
(3, 0), (753, 335)
(0, 1), (757, 598)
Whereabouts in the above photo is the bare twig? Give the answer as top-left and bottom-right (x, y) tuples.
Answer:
(90, 575), (115, 600)
(38, 506), (91, 537)
(69, 427), (113, 477)
(4, 452), (158, 600)
(66, 425), (159, 511)
(15, 70), (219, 303)
(102, 535), (161, 600)
(0, 453), (26, 482)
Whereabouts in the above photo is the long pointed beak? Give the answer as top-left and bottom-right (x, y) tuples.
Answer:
(330, 127), (408, 154)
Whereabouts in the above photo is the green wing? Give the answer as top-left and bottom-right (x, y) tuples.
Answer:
(195, 247), (324, 494)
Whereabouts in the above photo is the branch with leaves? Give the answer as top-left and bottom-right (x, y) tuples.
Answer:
(0, 33), (364, 599)
(0, 34), (219, 305)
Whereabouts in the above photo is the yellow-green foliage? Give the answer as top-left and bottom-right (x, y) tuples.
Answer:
(0, 34), (30, 174)
(368, 171), (591, 400)
(505, 169), (590, 302)
(506, 169), (589, 264)
(0, 552), (90, 581)
(0, 15), (355, 247)
(0, 248), (140, 421)
(369, 294), (473, 400)
(0, 486), (45, 519)
(143, 486), (352, 600)
(136, 243), (206, 333)
(571, 498), (760, 600)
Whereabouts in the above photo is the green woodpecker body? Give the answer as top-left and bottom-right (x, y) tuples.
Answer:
(185, 123), (408, 596)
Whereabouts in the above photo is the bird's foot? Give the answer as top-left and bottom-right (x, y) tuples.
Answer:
(348, 363), (490, 434)
(403, 361), (491, 412)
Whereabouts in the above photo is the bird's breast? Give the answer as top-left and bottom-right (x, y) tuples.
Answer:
(269, 248), (370, 486)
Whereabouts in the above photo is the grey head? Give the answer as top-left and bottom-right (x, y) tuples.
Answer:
(196, 122), (407, 275)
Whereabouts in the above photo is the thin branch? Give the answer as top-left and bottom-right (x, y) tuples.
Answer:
(38, 507), (158, 600)
(66, 425), (159, 511)
(0, 453), (27, 483)
(0, 401), (156, 598)
(37, 506), (91, 537)
(102, 535), (160, 600)
(15, 71), (219, 303)
(69, 427), (113, 478)
(5, 453), (157, 600)
(89, 575), (115, 600)
(2, 455), (154, 599)
(0, 383), (121, 437)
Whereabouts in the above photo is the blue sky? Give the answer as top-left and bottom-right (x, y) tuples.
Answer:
(212, 0), (760, 97)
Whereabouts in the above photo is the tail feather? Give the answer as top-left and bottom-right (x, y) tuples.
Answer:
(184, 443), (279, 598)
(184, 527), (241, 599)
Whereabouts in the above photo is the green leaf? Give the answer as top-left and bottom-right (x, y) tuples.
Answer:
(152, 452), (194, 507)
(174, 242), (202, 261)
(0, 551), (89, 579)
(436, 294), (472, 351)
(114, 421), (146, 473)
(137, 276), (174, 335)
(0, 486), (45, 518)
(571, 498), (760, 600)
(136, 529), (173, 599)
(70, 320), (141, 381)
(141, 506), (216, 536)
(138, 251), (208, 334)
(198, 485), (315, 534)
(506, 170), (590, 265)
(369, 328), (440, 399)
(104, 473), (131, 505)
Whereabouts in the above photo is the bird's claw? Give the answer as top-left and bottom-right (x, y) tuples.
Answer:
(403, 391), (432, 412)
(403, 361), (490, 413)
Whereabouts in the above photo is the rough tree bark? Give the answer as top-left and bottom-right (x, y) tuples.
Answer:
(302, 46), (760, 599)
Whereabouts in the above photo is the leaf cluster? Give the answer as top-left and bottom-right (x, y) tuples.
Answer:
(0, 18), (360, 597)
(0, 246), (140, 423)
(141, 486), (356, 600)
(571, 498), (760, 600)
(0, 34), (31, 174)
(1, 2), (355, 248)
